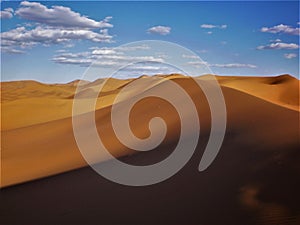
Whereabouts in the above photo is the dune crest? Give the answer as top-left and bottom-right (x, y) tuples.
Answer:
(212, 74), (299, 111)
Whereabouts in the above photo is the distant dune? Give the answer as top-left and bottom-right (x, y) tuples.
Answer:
(214, 74), (299, 111)
(1, 74), (299, 188)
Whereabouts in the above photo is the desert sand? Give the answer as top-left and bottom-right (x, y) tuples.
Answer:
(1, 74), (299, 224)
(1, 74), (299, 187)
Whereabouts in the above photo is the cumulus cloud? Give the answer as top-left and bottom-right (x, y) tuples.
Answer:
(284, 53), (297, 59)
(92, 48), (119, 55)
(147, 26), (171, 35)
(15, 1), (113, 29)
(0, 8), (14, 19)
(200, 24), (227, 29)
(1, 2), (114, 54)
(52, 46), (164, 67)
(52, 54), (172, 78)
(1, 26), (113, 53)
(260, 24), (300, 36)
(257, 42), (299, 50)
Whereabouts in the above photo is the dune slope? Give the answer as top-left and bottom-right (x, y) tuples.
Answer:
(212, 74), (299, 111)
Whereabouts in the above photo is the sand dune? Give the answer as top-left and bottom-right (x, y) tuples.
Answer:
(211, 74), (299, 111)
(1, 74), (299, 188)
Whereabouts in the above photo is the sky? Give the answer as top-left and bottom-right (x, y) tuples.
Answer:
(0, 1), (299, 83)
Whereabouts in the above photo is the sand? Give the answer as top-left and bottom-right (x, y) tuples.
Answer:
(1, 74), (299, 224)
(1, 74), (299, 188)
(213, 74), (299, 111)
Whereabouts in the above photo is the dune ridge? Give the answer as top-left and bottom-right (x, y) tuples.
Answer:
(1, 74), (299, 188)
(213, 74), (299, 111)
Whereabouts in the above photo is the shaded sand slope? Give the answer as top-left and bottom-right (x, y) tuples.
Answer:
(1, 75), (299, 188)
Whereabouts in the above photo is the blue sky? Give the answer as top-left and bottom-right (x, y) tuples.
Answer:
(1, 1), (299, 83)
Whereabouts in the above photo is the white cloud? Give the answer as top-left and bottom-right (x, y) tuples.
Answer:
(55, 49), (67, 53)
(52, 57), (92, 66)
(284, 53), (297, 59)
(1, 26), (113, 51)
(63, 43), (75, 48)
(187, 61), (209, 67)
(147, 26), (171, 35)
(201, 24), (216, 29)
(182, 54), (199, 59)
(52, 47), (164, 67)
(56, 52), (90, 58)
(270, 39), (282, 43)
(187, 61), (208, 65)
(210, 63), (257, 69)
(187, 61), (256, 69)
(257, 42), (299, 50)
(0, 8), (14, 19)
(90, 45), (150, 52)
(92, 48), (119, 55)
(115, 45), (150, 51)
(126, 65), (162, 71)
(260, 24), (300, 36)
(110, 62), (183, 79)
(1, 47), (25, 54)
(207, 31), (213, 35)
(1, 2), (114, 54)
(15, 1), (113, 29)
(118, 62), (182, 78)
(200, 24), (227, 29)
